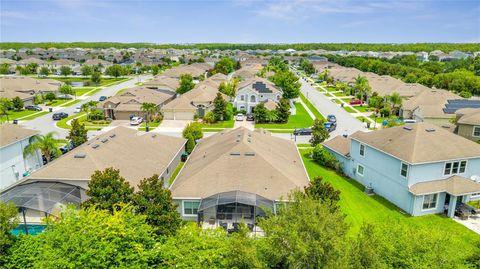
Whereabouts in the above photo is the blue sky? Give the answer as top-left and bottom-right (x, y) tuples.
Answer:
(1, 0), (479, 43)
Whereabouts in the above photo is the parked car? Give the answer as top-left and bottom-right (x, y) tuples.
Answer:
(52, 112), (68, 120)
(349, 99), (364, 105)
(99, 96), (107, 102)
(235, 113), (244, 121)
(403, 119), (417, 123)
(327, 114), (337, 123)
(246, 114), (254, 121)
(58, 94), (73, 100)
(293, 128), (312, 136)
(130, 116), (143, 125)
(73, 106), (81, 113)
(25, 105), (42, 111)
(59, 141), (74, 154)
(324, 122), (337, 132)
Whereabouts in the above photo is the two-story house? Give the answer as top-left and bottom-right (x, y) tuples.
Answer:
(233, 78), (282, 113)
(0, 124), (43, 191)
(323, 123), (480, 217)
(455, 108), (480, 142)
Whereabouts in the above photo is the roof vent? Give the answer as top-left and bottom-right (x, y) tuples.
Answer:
(230, 152), (241, 156)
(101, 138), (108, 143)
(403, 126), (412, 131)
(74, 153), (86, 158)
(244, 152), (255, 156)
(151, 134), (157, 138)
(425, 128), (436, 132)
(236, 139), (240, 142)
(109, 134), (116, 138)
(247, 138), (251, 143)
(237, 134), (241, 138)
(441, 125), (451, 129)
(91, 144), (99, 149)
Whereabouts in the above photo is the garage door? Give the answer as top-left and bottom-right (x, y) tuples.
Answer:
(173, 111), (194, 120)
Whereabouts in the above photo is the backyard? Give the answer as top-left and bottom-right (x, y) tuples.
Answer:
(255, 102), (314, 130)
(299, 148), (479, 258)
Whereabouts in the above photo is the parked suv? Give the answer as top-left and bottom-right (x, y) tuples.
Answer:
(25, 105), (42, 111)
(52, 112), (68, 120)
(324, 121), (337, 132)
(293, 128), (312, 136)
(327, 114), (337, 123)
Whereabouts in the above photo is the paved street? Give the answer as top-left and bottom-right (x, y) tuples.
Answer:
(298, 77), (368, 138)
(19, 75), (151, 138)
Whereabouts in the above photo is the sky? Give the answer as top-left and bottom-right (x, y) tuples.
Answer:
(1, 0), (479, 43)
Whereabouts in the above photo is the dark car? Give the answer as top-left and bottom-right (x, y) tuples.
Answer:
(293, 128), (312, 136)
(25, 105), (42, 111)
(324, 122), (337, 132)
(99, 96), (107, 102)
(52, 112), (68, 120)
(327, 114), (337, 123)
(246, 114), (254, 121)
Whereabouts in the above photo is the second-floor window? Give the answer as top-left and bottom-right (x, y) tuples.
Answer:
(240, 95), (245, 101)
(473, 126), (480, 137)
(400, 163), (408, 178)
(359, 144), (365, 156)
(444, 160), (467, 175)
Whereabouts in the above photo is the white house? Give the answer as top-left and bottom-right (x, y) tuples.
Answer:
(0, 124), (43, 191)
(233, 78), (282, 113)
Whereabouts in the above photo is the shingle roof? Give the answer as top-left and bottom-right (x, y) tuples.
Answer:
(237, 77), (281, 94)
(457, 108), (480, 125)
(27, 127), (186, 189)
(143, 75), (180, 90)
(350, 122), (480, 164)
(101, 86), (175, 111)
(402, 89), (460, 118)
(0, 124), (39, 148)
(0, 77), (62, 99)
(409, 175), (480, 196)
(162, 77), (226, 110)
(322, 135), (352, 157)
(170, 127), (310, 200)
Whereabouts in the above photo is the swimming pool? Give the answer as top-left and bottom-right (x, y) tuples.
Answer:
(11, 224), (47, 236)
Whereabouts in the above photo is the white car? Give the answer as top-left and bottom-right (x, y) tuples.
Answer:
(235, 113), (244, 121)
(73, 106), (81, 113)
(130, 116), (143, 126)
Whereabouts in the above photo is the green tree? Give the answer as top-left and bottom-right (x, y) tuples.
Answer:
(218, 78), (238, 97)
(141, 102), (158, 130)
(17, 66), (30, 75)
(81, 100), (99, 121)
(59, 84), (75, 98)
(105, 64), (124, 77)
(0, 202), (18, 259)
(67, 119), (88, 148)
(23, 132), (61, 163)
(300, 58), (315, 75)
(0, 98), (13, 122)
(44, 92), (56, 102)
(59, 66), (72, 76)
(151, 65), (160, 75)
(0, 63), (10, 74)
(304, 176), (340, 211)
(133, 174), (182, 236)
(212, 92), (227, 121)
(26, 63), (39, 74)
(253, 103), (269, 123)
(185, 133), (196, 154)
(354, 75), (371, 101)
(177, 73), (195, 94)
(80, 65), (93, 76)
(387, 92), (402, 116)
(349, 224), (387, 269)
(310, 119), (329, 146)
(182, 122), (203, 141)
(312, 144), (340, 170)
(3, 205), (155, 269)
(271, 70), (301, 99)
(214, 57), (236, 74)
(275, 97), (291, 123)
(11, 96), (24, 111)
(91, 71), (102, 85)
(83, 167), (134, 212)
(38, 66), (49, 76)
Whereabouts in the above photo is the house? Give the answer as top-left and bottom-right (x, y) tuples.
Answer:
(17, 58), (45, 67)
(0, 76), (62, 105)
(0, 124), (43, 191)
(83, 59), (113, 72)
(47, 59), (80, 70)
(233, 78), (282, 113)
(0, 127), (186, 225)
(161, 63), (212, 79)
(143, 75), (180, 92)
(101, 86), (175, 120)
(455, 108), (480, 142)
(170, 127), (309, 230)
(323, 123), (480, 218)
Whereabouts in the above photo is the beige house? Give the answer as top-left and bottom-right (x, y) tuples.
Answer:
(0, 76), (62, 105)
(161, 63), (212, 79)
(143, 75), (180, 92)
(101, 86), (175, 120)
(455, 108), (480, 142)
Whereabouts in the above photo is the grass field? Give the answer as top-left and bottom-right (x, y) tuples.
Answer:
(46, 99), (71, 107)
(200, 118), (235, 129)
(20, 111), (49, 120)
(86, 87), (104, 96)
(343, 106), (356, 113)
(60, 99), (82, 107)
(115, 88), (130, 96)
(169, 162), (185, 186)
(255, 102), (314, 129)
(333, 92), (346, 97)
(299, 149), (479, 258)
(56, 112), (86, 129)
(44, 77), (127, 87)
(138, 121), (161, 131)
(74, 87), (95, 96)
(0, 110), (41, 123)
(299, 93), (324, 120)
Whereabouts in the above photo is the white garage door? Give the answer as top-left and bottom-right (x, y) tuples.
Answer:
(173, 111), (194, 120)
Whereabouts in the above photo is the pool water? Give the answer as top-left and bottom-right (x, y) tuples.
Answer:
(11, 224), (47, 236)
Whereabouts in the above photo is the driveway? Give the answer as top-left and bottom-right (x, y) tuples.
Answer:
(233, 118), (254, 130)
(18, 75), (151, 138)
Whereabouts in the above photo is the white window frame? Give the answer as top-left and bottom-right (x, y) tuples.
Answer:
(356, 164), (365, 176)
(240, 95), (245, 101)
(471, 192), (480, 199)
(400, 162), (409, 178)
(359, 144), (365, 157)
(182, 200), (200, 217)
(444, 160), (467, 176)
(422, 193), (439, 211)
(472, 126), (480, 137)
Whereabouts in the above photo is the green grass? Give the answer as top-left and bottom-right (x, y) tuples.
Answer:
(115, 88), (130, 96)
(296, 143), (312, 147)
(20, 111), (49, 120)
(299, 149), (480, 255)
(45, 77), (127, 87)
(200, 118), (234, 129)
(353, 106), (370, 113)
(343, 106), (356, 113)
(60, 99), (82, 107)
(169, 162), (185, 186)
(299, 93), (324, 120)
(46, 99), (71, 107)
(0, 110), (40, 123)
(326, 86), (337, 92)
(333, 92), (346, 97)
(255, 102), (314, 129)
(56, 112), (86, 129)
(268, 129), (295, 133)
(74, 87), (95, 96)
(86, 87), (104, 96)
(467, 200), (480, 209)
(138, 121), (161, 131)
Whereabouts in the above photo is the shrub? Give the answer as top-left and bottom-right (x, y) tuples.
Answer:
(312, 145), (340, 171)
(203, 111), (216, 124)
(182, 122), (203, 141)
(459, 91), (472, 98)
(44, 92), (56, 102)
(88, 109), (105, 121)
(379, 107), (390, 117)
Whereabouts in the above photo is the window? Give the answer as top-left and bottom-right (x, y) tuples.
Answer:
(357, 164), (364, 176)
(422, 193), (438, 210)
(444, 160), (467, 175)
(473, 126), (480, 137)
(471, 192), (480, 199)
(400, 163), (408, 178)
(240, 95), (245, 101)
(359, 144), (365, 156)
(250, 95), (256, 102)
(183, 201), (200, 216)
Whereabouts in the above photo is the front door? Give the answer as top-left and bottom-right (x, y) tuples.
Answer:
(197, 107), (205, 118)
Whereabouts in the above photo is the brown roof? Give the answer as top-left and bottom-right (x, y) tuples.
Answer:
(143, 75), (180, 90)
(84, 59), (112, 66)
(0, 77), (62, 99)
(102, 87), (175, 111)
(263, 99), (278, 110)
(170, 127), (310, 200)
(233, 67), (258, 79)
(351, 122), (480, 164)
(50, 59), (78, 65)
(27, 127), (186, 189)
(162, 79), (226, 110)
(403, 89), (460, 118)
(237, 77), (281, 94)
(457, 108), (480, 125)
(161, 63), (211, 78)
(0, 124), (39, 148)
(18, 58), (45, 65)
(409, 175), (480, 196)
(322, 135), (352, 157)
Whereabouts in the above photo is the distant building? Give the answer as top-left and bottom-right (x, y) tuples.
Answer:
(233, 78), (282, 114)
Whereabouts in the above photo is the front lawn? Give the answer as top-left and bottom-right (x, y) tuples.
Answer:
(1, 110), (41, 123)
(169, 161), (185, 186)
(115, 88), (130, 96)
(56, 112), (86, 129)
(60, 99), (82, 107)
(86, 87), (104, 96)
(299, 149), (479, 257)
(353, 105), (371, 113)
(299, 93), (324, 120)
(74, 87), (95, 96)
(333, 92), (346, 97)
(255, 102), (314, 130)
(20, 111), (49, 120)
(138, 121), (161, 131)
(343, 106), (356, 113)
(46, 99), (72, 107)
(200, 118), (235, 130)
(46, 77), (127, 87)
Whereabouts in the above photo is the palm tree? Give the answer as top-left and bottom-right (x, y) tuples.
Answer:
(141, 102), (158, 130)
(388, 92), (402, 116)
(23, 132), (62, 163)
(81, 101), (98, 121)
(0, 98), (13, 122)
(354, 76), (371, 102)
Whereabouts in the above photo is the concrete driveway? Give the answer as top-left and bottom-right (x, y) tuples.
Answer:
(233, 118), (254, 130)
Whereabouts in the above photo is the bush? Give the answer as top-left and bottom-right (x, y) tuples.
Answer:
(312, 145), (340, 171)
(182, 122), (203, 141)
(459, 91), (472, 98)
(44, 92), (56, 102)
(203, 111), (216, 124)
(379, 107), (391, 117)
(88, 109), (105, 121)
(152, 114), (163, 123)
